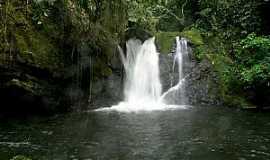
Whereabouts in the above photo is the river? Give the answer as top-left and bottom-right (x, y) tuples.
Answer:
(1, 106), (270, 160)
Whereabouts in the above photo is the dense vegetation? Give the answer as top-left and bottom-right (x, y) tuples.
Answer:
(128, 0), (270, 108)
(0, 0), (128, 114)
(0, 0), (269, 114)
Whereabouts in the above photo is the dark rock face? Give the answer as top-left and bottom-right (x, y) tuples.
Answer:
(159, 44), (222, 106)
(184, 59), (223, 106)
(90, 73), (123, 108)
(89, 50), (124, 108)
(124, 28), (153, 42)
(159, 53), (174, 93)
(0, 64), (68, 116)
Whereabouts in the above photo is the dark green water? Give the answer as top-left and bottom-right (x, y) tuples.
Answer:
(1, 106), (270, 160)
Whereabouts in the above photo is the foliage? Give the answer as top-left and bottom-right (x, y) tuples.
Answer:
(196, 0), (263, 39)
(201, 33), (270, 107)
(181, 28), (203, 45)
(234, 33), (270, 87)
(127, 0), (197, 32)
(192, 1), (270, 107)
(127, 0), (165, 32)
(0, 0), (63, 70)
(127, 0), (267, 38)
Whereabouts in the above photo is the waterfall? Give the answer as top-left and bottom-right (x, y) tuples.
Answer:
(96, 36), (189, 112)
(160, 36), (188, 104)
(119, 37), (162, 105)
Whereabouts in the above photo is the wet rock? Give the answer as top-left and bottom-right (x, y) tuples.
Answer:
(90, 72), (123, 108)
(184, 58), (223, 106)
(0, 64), (66, 116)
(124, 28), (153, 42)
(159, 43), (223, 106)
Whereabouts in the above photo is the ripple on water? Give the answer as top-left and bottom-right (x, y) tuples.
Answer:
(1, 106), (270, 160)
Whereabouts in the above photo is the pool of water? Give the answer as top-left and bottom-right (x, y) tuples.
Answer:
(1, 106), (270, 160)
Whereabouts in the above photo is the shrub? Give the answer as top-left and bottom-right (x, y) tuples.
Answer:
(234, 33), (270, 86)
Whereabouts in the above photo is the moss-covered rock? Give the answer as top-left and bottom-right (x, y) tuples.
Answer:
(6, 79), (35, 94)
(15, 29), (63, 71)
(10, 155), (32, 160)
(181, 28), (204, 45)
(0, 0), (128, 114)
(155, 29), (203, 54)
(155, 32), (181, 54)
(92, 58), (113, 79)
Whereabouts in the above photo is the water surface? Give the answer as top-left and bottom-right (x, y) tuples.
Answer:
(1, 106), (270, 160)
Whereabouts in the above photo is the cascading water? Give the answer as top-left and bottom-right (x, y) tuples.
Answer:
(119, 37), (162, 104)
(160, 36), (188, 104)
(96, 36), (189, 112)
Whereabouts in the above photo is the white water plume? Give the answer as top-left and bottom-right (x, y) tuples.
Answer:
(96, 36), (190, 112)
(120, 37), (162, 104)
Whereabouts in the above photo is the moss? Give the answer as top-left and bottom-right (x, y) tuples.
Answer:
(10, 155), (32, 160)
(1, 0), (64, 72)
(6, 79), (35, 94)
(93, 59), (113, 78)
(102, 67), (113, 77)
(155, 32), (181, 54)
(181, 28), (204, 45)
(12, 6), (28, 26)
(15, 28), (63, 71)
(15, 34), (28, 52)
(206, 54), (232, 98)
(155, 29), (203, 54)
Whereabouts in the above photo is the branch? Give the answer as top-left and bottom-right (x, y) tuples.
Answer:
(181, 0), (188, 20)
(155, 5), (184, 25)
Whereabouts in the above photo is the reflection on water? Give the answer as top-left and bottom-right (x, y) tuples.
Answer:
(1, 106), (270, 160)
